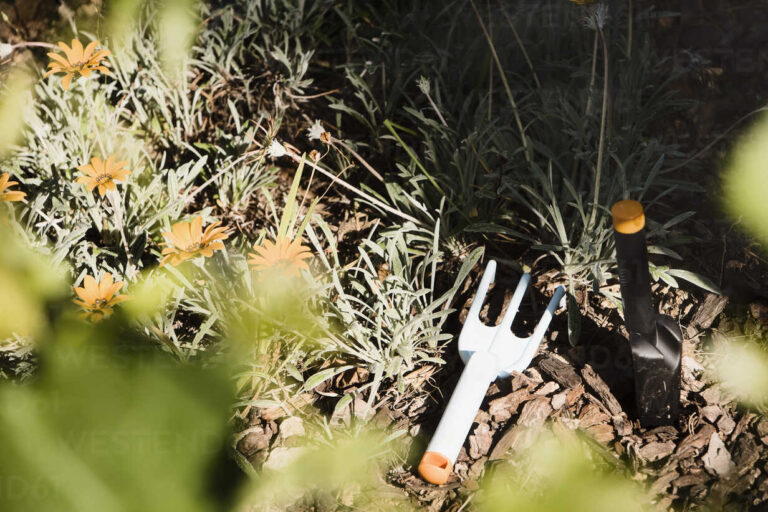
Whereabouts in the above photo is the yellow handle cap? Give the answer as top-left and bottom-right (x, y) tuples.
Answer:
(612, 200), (645, 234)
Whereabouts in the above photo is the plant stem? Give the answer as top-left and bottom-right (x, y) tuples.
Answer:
(284, 148), (421, 225)
(333, 137), (386, 182)
(487, 0), (493, 121)
(588, 20), (610, 230)
(469, 0), (530, 162)
(585, 32), (598, 117)
(627, 0), (633, 58)
(108, 190), (136, 279)
(496, 0), (542, 89)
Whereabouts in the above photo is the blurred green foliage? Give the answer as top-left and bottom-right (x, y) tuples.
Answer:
(724, 114), (768, 247)
(481, 430), (650, 512)
(0, 327), (233, 512)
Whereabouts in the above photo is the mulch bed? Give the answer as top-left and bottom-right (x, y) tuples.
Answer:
(237, 265), (768, 510)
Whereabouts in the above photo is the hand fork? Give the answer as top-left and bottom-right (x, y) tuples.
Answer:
(418, 260), (565, 485)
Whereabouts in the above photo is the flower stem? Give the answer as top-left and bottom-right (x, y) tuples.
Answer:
(469, 0), (530, 162)
(496, 0), (541, 89)
(627, 0), (633, 58)
(588, 19), (610, 230)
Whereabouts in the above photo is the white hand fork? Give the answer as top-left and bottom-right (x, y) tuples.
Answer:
(418, 260), (566, 485)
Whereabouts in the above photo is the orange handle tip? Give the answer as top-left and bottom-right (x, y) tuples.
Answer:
(612, 200), (645, 234)
(418, 451), (452, 485)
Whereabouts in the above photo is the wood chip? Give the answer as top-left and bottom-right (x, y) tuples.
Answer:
(640, 441), (676, 462)
(551, 390), (567, 410)
(612, 414), (633, 437)
(700, 385), (722, 405)
(488, 424), (540, 461)
(488, 388), (534, 423)
(237, 427), (271, 456)
(552, 418), (580, 444)
(682, 356), (706, 392)
(586, 423), (615, 444)
(755, 418), (768, 438)
(578, 403), (610, 429)
(730, 412), (756, 441)
(473, 409), (491, 425)
(535, 381), (560, 396)
(676, 424), (716, 457)
(469, 423), (493, 459)
(673, 473), (710, 488)
(717, 414), (736, 436)
(749, 301), (768, 325)
(260, 393), (315, 421)
(466, 456), (488, 489)
(518, 398), (553, 427)
(650, 470), (679, 496)
(538, 354), (582, 389)
(702, 432), (735, 477)
(566, 385), (585, 407)
(278, 416), (306, 441)
(701, 405), (722, 423)
(581, 364), (623, 415)
(524, 367), (544, 384)
(687, 293), (728, 335)
(733, 434), (760, 472)
(487, 400), (552, 461)
(510, 371), (534, 391)
(645, 425), (679, 443)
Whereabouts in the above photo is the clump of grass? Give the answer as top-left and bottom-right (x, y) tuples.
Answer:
(330, 0), (715, 342)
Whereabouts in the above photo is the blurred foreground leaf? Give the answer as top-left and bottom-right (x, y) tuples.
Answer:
(480, 429), (650, 512)
(0, 320), (234, 512)
(713, 339), (768, 409)
(0, 226), (67, 339)
(0, 68), (32, 157)
(724, 114), (768, 247)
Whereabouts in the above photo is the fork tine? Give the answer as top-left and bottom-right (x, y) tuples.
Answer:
(498, 273), (531, 330)
(467, 260), (496, 321)
(510, 285), (566, 371)
(530, 285), (566, 341)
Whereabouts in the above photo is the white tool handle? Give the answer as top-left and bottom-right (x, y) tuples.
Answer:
(418, 350), (498, 484)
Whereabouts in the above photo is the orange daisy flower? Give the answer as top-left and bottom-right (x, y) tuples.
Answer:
(248, 235), (312, 277)
(44, 39), (111, 90)
(0, 173), (26, 202)
(75, 155), (131, 197)
(73, 272), (130, 322)
(160, 217), (229, 266)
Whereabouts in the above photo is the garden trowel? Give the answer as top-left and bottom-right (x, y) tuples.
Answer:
(417, 261), (565, 485)
(612, 200), (682, 426)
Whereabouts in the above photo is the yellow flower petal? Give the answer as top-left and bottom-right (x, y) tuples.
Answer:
(62, 73), (74, 90)
(70, 39), (84, 63)
(191, 217), (203, 243)
(82, 40), (99, 62)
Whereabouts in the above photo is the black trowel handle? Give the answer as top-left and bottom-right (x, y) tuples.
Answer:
(612, 200), (655, 337)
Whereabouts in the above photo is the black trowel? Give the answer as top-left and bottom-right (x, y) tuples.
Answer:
(612, 200), (682, 426)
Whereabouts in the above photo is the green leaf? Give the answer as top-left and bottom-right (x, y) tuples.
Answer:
(278, 156), (305, 240)
(667, 269), (722, 294)
(333, 393), (355, 417)
(302, 365), (354, 391)
(567, 293), (581, 346)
